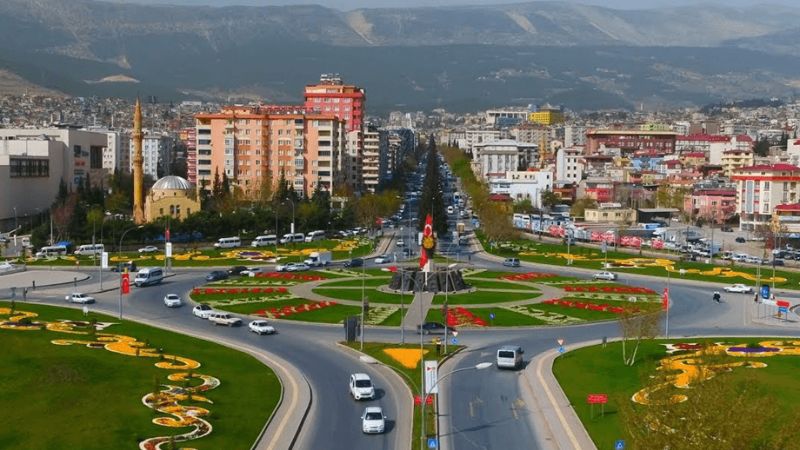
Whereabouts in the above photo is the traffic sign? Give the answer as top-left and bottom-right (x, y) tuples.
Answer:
(615, 439), (625, 449)
(489, 313), (496, 320)
(779, 306), (788, 314)
(587, 394), (608, 404)
(777, 300), (791, 308)
(451, 338), (458, 345)
(558, 346), (565, 354)
(557, 338), (564, 346)
(761, 284), (771, 300)
(427, 437), (438, 449)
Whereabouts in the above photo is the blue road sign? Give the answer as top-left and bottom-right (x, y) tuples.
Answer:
(761, 284), (771, 300)
(451, 338), (458, 345)
(558, 346), (565, 354)
(779, 306), (788, 313)
(615, 439), (625, 449)
(428, 437), (438, 449)
(489, 313), (496, 320)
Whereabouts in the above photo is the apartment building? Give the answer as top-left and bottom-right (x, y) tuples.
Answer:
(586, 129), (678, 155)
(362, 125), (386, 193)
(732, 164), (800, 231)
(555, 146), (584, 184)
(180, 127), (197, 184)
(303, 74), (365, 133)
(720, 149), (754, 177)
(130, 134), (172, 180)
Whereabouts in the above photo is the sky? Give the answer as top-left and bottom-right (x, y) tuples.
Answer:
(110, 0), (798, 11)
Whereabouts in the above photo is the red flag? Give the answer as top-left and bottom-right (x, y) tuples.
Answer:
(121, 273), (130, 295)
(165, 227), (170, 242)
(662, 288), (669, 311)
(420, 214), (433, 269)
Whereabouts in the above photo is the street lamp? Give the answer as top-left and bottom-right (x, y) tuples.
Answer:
(421, 362), (493, 448)
(118, 225), (143, 320)
(444, 263), (457, 353)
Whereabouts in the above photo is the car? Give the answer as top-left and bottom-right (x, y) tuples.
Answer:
(417, 322), (455, 335)
(248, 320), (276, 335)
(593, 271), (617, 281)
(724, 284), (752, 293)
(111, 261), (138, 273)
(773, 259), (785, 266)
(374, 255), (391, 264)
(241, 267), (269, 277)
(349, 373), (376, 400)
(735, 237), (746, 243)
(361, 406), (387, 434)
(721, 226), (734, 232)
(503, 258), (520, 267)
(192, 304), (215, 319)
(163, 294), (183, 307)
(206, 270), (229, 281)
(65, 293), (95, 304)
(344, 258), (364, 268)
(396, 239), (405, 247)
(228, 265), (248, 276)
(275, 262), (296, 272)
(208, 312), (242, 326)
(138, 245), (158, 253)
(748, 236), (766, 241)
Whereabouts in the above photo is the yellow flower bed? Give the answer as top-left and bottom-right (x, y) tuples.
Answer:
(383, 348), (429, 369)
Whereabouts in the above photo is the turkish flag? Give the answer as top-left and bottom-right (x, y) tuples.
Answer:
(121, 273), (130, 295)
(419, 214), (433, 269)
(662, 288), (669, 311)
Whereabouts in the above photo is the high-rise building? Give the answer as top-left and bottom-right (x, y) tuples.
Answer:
(180, 127), (197, 184)
(129, 134), (172, 180)
(362, 125), (386, 193)
(303, 74), (365, 133)
(733, 163), (800, 231)
(528, 106), (565, 126)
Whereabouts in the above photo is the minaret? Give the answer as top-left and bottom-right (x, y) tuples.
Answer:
(132, 98), (145, 224)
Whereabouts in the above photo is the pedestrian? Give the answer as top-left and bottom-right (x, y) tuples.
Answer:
(754, 292), (759, 303)
(713, 291), (721, 303)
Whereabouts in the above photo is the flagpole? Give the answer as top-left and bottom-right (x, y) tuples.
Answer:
(665, 269), (670, 339)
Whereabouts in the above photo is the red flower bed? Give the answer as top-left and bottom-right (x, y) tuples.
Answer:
(254, 300), (336, 318)
(255, 272), (325, 281)
(501, 272), (557, 281)
(563, 285), (655, 295)
(541, 298), (636, 314)
(445, 306), (486, 327)
(192, 286), (287, 296)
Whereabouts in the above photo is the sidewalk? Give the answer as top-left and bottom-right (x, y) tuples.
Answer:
(402, 291), (434, 330)
(0, 269), (90, 292)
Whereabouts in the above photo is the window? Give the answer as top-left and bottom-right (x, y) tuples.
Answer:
(9, 158), (49, 177)
(764, 181), (770, 191)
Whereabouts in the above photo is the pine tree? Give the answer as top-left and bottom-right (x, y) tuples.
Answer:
(212, 168), (222, 198)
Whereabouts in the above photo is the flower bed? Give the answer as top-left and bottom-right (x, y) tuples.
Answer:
(192, 287), (288, 296)
(563, 285), (655, 295)
(255, 300), (337, 319)
(255, 272), (325, 282)
(445, 306), (487, 327)
(540, 298), (636, 314)
(500, 272), (558, 281)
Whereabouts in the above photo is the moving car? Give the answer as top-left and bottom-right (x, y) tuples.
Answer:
(593, 271), (617, 281)
(228, 265), (249, 276)
(503, 258), (520, 267)
(496, 345), (524, 370)
(735, 237), (746, 243)
(241, 267), (269, 277)
(396, 239), (405, 247)
(277, 262), (310, 272)
(163, 294), (182, 308)
(208, 312), (242, 326)
(192, 304), (214, 319)
(248, 320), (276, 335)
(138, 245), (158, 253)
(374, 255), (391, 264)
(361, 406), (387, 434)
(111, 261), (138, 273)
(206, 270), (229, 281)
(417, 322), (454, 335)
(344, 258), (364, 268)
(66, 293), (95, 304)
(724, 284), (752, 294)
(349, 373), (376, 400)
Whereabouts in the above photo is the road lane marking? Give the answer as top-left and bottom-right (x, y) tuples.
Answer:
(536, 350), (581, 449)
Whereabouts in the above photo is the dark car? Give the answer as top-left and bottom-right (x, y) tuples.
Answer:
(735, 237), (746, 243)
(344, 258), (364, 268)
(206, 270), (229, 281)
(417, 322), (455, 335)
(721, 226), (734, 232)
(228, 265), (248, 276)
(772, 259), (785, 266)
(111, 261), (138, 273)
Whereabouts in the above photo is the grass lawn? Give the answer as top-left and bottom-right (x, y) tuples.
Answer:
(552, 339), (800, 449)
(431, 290), (537, 305)
(0, 301), (280, 450)
(530, 302), (621, 321)
(190, 291), (289, 302)
(345, 342), (458, 450)
(212, 298), (309, 314)
(463, 270), (515, 279)
(278, 304), (363, 324)
(317, 277), (392, 288)
(462, 279), (535, 290)
(312, 287), (404, 304)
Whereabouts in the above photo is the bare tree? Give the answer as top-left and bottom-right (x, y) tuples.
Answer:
(618, 310), (662, 366)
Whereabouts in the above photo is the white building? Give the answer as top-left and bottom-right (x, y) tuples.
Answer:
(732, 163), (800, 231)
(87, 128), (130, 174)
(474, 139), (538, 180)
(488, 170), (553, 208)
(130, 134), (172, 180)
(464, 129), (505, 154)
(563, 125), (587, 148)
(362, 126), (385, 193)
(0, 138), (67, 223)
(484, 108), (529, 127)
(555, 146), (584, 185)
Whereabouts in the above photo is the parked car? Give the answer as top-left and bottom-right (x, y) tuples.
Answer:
(349, 373), (376, 400)
(374, 255), (391, 264)
(228, 265), (249, 276)
(66, 293), (95, 304)
(417, 322), (455, 335)
(503, 258), (520, 267)
(773, 259), (785, 266)
(735, 237), (746, 243)
(592, 271), (617, 281)
(361, 406), (387, 434)
(163, 294), (183, 308)
(111, 261), (138, 273)
(720, 227), (734, 232)
(344, 258), (364, 268)
(192, 304), (215, 319)
(724, 284), (752, 294)
(206, 270), (229, 281)
(138, 245), (159, 253)
(396, 239), (405, 247)
(248, 320), (276, 335)
(208, 312), (242, 326)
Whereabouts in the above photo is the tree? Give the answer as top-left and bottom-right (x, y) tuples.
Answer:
(618, 309), (662, 366)
(754, 137), (770, 157)
(418, 135), (447, 236)
(540, 189), (560, 209)
(570, 197), (597, 218)
(513, 199), (535, 214)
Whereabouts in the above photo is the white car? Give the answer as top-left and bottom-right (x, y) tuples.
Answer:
(248, 320), (276, 335)
(724, 284), (752, 294)
(396, 239), (405, 247)
(192, 304), (215, 319)
(361, 406), (387, 434)
(163, 294), (183, 307)
(208, 312), (242, 326)
(592, 271), (617, 281)
(287, 263), (310, 272)
(138, 246), (159, 253)
(66, 293), (95, 304)
(241, 267), (268, 277)
(350, 373), (375, 400)
(374, 255), (391, 264)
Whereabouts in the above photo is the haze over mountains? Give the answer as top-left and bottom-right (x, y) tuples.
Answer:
(3, 0), (800, 111)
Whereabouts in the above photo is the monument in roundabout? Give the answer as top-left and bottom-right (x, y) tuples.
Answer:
(388, 214), (470, 293)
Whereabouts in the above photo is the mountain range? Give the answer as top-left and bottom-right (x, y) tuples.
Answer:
(3, 0), (800, 112)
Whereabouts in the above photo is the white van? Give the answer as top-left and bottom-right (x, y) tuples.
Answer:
(251, 235), (277, 247)
(214, 237), (241, 249)
(134, 268), (164, 287)
(74, 244), (105, 256)
(496, 345), (524, 370)
(36, 245), (67, 258)
(280, 233), (305, 244)
(305, 230), (325, 242)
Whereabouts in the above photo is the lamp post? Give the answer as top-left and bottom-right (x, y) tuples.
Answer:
(421, 362), (493, 448)
(118, 225), (143, 319)
(400, 269), (405, 344)
(13, 206), (17, 231)
(444, 263), (457, 354)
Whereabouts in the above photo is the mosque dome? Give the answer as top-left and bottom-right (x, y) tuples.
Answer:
(152, 176), (193, 191)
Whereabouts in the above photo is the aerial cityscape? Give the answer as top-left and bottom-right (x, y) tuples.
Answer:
(3, 1), (800, 450)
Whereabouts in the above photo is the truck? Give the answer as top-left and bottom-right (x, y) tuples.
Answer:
(456, 222), (465, 234)
(304, 251), (332, 267)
